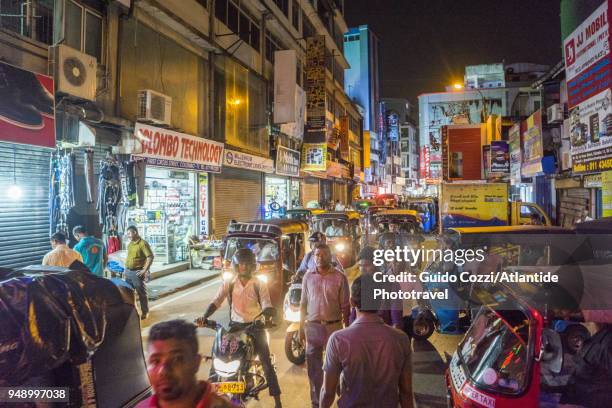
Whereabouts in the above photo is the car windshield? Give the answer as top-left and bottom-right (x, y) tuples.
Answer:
(459, 307), (530, 394)
(312, 219), (348, 237)
(224, 238), (279, 263)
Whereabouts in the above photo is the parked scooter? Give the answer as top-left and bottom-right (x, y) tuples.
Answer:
(196, 313), (274, 406)
(284, 279), (305, 364)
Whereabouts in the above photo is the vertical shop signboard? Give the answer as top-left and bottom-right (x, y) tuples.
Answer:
(509, 123), (522, 183)
(302, 143), (327, 171)
(387, 112), (399, 141)
(569, 89), (612, 173)
(339, 115), (350, 161)
(273, 50), (297, 124)
(482, 145), (491, 179)
(0, 61), (55, 148)
(305, 36), (327, 143)
(521, 110), (544, 177)
(564, 1), (611, 108)
(603, 170), (612, 217)
(280, 86), (306, 140)
(199, 173), (208, 236)
(490, 141), (510, 175)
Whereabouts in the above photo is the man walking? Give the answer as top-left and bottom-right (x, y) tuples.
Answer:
(73, 225), (107, 277)
(42, 232), (83, 267)
(296, 232), (344, 278)
(125, 226), (154, 320)
(320, 274), (414, 408)
(300, 243), (350, 408)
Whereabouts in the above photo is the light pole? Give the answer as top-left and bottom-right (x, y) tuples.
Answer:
(453, 83), (488, 122)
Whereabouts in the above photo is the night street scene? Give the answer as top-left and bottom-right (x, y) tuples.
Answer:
(3, 0), (612, 407)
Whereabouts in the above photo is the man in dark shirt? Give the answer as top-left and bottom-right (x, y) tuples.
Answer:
(125, 226), (154, 320)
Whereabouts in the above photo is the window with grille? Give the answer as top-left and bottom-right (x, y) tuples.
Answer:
(216, 0), (261, 52)
(64, 0), (103, 62)
(0, 0), (53, 44)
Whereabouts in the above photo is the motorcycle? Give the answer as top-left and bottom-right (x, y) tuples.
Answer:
(283, 279), (305, 365)
(196, 313), (274, 406)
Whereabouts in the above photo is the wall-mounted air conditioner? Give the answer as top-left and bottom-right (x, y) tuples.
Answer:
(547, 103), (563, 124)
(137, 89), (172, 126)
(50, 44), (97, 101)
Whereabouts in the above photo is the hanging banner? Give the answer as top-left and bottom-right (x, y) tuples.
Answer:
(133, 123), (223, 172)
(570, 88), (612, 173)
(305, 36), (327, 143)
(273, 50), (297, 124)
(223, 149), (274, 173)
(603, 170), (612, 217)
(490, 141), (510, 175)
(564, 1), (611, 108)
(509, 123), (522, 183)
(276, 146), (300, 177)
(387, 112), (399, 141)
(521, 110), (544, 177)
(302, 143), (327, 171)
(0, 61), (55, 148)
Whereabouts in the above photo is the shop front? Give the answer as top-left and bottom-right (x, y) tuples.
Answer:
(264, 146), (302, 218)
(213, 149), (274, 234)
(0, 61), (55, 268)
(130, 123), (223, 266)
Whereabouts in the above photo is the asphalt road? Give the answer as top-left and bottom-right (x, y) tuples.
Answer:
(141, 269), (462, 408)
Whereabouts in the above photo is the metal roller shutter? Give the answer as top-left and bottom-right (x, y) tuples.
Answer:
(302, 179), (319, 207)
(212, 168), (262, 236)
(0, 142), (51, 268)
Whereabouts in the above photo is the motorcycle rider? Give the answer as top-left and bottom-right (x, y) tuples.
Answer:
(296, 232), (344, 279)
(197, 248), (282, 408)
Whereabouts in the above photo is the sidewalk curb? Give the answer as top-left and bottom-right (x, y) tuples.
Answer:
(148, 271), (220, 302)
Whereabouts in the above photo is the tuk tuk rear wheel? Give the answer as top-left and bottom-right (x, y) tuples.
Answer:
(412, 317), (435, 340)
(285, 330), (306, 365)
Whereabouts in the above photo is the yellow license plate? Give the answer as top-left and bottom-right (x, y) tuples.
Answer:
(216, 381), (246, 394)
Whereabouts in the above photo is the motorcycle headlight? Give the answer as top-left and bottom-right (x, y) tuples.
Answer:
(256, 274), (269, 284)
(222, 272), (234, 281)
(335, 242), (346, 252)
(284, 308), (301, 322)
(213, 358), (240, 377)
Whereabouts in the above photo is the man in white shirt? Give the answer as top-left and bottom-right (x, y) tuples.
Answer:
(197, 248), (282, 407)
(42, 232), (83, 267)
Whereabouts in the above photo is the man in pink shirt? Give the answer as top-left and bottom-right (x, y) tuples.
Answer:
(300, 243), (350, 408)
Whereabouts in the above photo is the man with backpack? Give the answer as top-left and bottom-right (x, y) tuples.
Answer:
(197, 248), (282, 408)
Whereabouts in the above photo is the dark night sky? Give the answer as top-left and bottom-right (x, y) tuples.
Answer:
(345, 0), (562, 103)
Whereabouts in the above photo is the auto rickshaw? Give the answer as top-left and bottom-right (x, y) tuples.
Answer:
(444, 223), (612, 408)
(404, 197), (438, 233)
(363, 205), (394, 241)
(223, 219), (309, 306)
(310, 211), (361, 268)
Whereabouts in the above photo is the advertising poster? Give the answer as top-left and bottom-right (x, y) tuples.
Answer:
(509, 123), (522, 183)
(521, 110), (544, 177)
(133, 123), (224, 172)
(305, 36), (326, 142)
(302, 143), (327, 171)
(490, 141), (510, 175)
(564, 1), (611, 107)
(569, 89), (612, 173)
(603, 170), (612, 217)
(199, 173), (208, 236)
(275, 146), (301, 177)
(441, 183), (509, 229)
(0, 61), (55, 148)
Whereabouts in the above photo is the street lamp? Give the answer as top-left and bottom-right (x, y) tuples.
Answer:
(451, 83), (488, 122)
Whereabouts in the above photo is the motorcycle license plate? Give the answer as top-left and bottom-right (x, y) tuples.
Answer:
(215, 381), (246, 394)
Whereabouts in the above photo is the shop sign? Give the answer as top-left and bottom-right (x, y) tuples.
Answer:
(490, 141), (510, 175)
(387, 112), (399, 141)
(199, 173), (209, 236)
(564, 1), (611, 108)
(509, 123), (522, 183)
(305, 36), (326, 142)
(223, 149), (274, 173)
(521, 110), (544, 177)
(420, 145), (431, 179)
(327, 161), (350, 179)
(584, 173), (602, 188)
(603, 170), (612, 216)
(570, 89), (612, 173)
(339, 115), (350, 161)
(273, 50), (297, 124)
(133, 123), (223, 172)
(302, 143), (327, 171)
(0, 61), (55, 148)
(276, 146), (300, 177)
(363, 131), (371, 168)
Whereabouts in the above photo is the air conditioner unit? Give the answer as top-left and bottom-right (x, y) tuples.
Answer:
(137, 89), (172, 126)
(547, 103), (563, 124)
(50, 44), (97, 101)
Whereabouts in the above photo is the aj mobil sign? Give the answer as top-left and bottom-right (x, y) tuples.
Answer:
(133, 123), (224, 172)
(564, 1), (611, 108)
(275, 146), (300, 177)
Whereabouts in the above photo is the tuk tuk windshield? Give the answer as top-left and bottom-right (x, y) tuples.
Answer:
(224, 237), (279, 263)
(407, 203), (429, 213)
(459, 307), (530, 394)
(312, 219), (348, 238)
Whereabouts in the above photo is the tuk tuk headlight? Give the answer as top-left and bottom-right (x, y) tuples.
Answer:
(222, 272), (234, 281)
(335, 242), (346, 252)
(256, 274), (269, 284)
(213, 358), (240, 377)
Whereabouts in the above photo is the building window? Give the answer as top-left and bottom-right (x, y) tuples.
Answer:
(292, 0), (300, 31)
(64, 0), (103, 62)
(303, 15), (314, 39)
(265, 30), (283, 63)
(216, 0), (262, 52)
(0, 0), (53, 44)
(273, 0), (289, 16)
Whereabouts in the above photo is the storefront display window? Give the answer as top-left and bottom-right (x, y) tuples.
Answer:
(290, 180), (301, 207)
(127, 168), (196, 265)
(265, 176), (289, 219)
